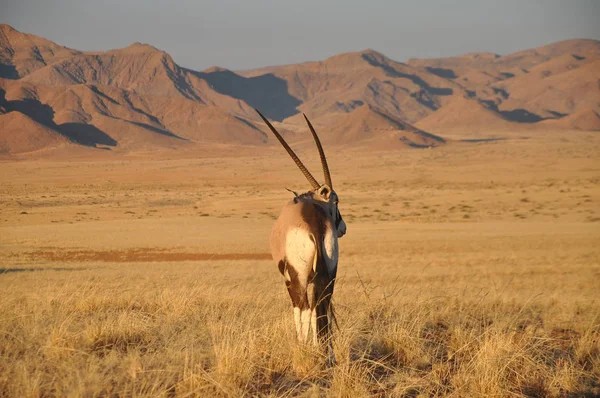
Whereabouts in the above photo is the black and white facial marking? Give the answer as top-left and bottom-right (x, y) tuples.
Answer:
(316, 185), (346, 238)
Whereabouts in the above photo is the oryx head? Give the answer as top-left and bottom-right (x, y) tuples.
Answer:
(256, 109), (346, 238)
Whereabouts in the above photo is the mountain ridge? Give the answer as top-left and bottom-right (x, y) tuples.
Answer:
(1, 24), (598, 156)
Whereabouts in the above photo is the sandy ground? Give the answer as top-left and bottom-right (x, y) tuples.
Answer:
(2, 130), (598, 255)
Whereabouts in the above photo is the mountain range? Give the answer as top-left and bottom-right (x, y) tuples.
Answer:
(1, 24), (599, 156)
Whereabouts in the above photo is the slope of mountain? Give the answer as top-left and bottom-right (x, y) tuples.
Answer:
(416, 95), (516, 134)
(407, 52), (503, 78)
(495, 59), (600, 119)
(189, 67), (301, 121)
(491, 39), (600, 70)
(407, 39), (600, 77)
(0, 24), (81, 79)
(22, 43), (203, 99)
(241, 49), (461, 125)
(408, 39), (600, 122)
(324, 104), (445, 148)
(0, 23), (598, 156)
(540, 108), (600, 131)
(0, 111), (70, 153)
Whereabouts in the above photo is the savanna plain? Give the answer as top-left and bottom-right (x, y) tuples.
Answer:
(1, 131), (599, 397)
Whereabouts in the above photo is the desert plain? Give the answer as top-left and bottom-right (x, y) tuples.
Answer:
(1, 129), (599, 397)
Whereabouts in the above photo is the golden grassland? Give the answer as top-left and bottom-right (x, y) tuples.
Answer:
(1, 131), (599, 397)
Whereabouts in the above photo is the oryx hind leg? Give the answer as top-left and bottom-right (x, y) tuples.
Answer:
(281, 259), (312, 343)
(314, 268), (335, 346)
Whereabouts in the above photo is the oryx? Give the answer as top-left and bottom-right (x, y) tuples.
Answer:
(256, 109), (346, 348)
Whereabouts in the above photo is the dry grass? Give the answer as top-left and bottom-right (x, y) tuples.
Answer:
(1, 131), (599, 396)
(1, 257), (598, 397)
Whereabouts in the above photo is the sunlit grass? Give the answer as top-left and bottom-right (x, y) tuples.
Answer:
(1, 253), (598, 396)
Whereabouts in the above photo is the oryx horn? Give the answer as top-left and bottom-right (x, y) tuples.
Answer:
(255, 109), (320, 190)
(303, 114), (333, 189)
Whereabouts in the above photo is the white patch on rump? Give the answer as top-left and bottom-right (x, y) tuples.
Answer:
(285, 228), (316, 288)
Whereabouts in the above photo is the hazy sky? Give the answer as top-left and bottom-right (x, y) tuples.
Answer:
(2, 0), (599, 71)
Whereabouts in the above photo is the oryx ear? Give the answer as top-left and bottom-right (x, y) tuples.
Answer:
(285, 188), (299, 198)
(318, 185), (331, 200)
